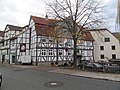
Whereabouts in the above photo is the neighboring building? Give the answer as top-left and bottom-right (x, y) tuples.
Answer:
(3, 24), (23, 63)
(0, 31), (4, 61)
(8, 25), (31, 64)
(0, 31), (4, 40)
(89, 28), (120, 62)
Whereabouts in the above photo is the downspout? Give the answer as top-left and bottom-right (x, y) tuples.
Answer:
(29, 27), (32, 64)
(9, 40), (10, 64)
(15, 37), (17, 64)
(56, 39), (59, 63)
(36, 35), (38, 65)
(92, 41), (95, 62)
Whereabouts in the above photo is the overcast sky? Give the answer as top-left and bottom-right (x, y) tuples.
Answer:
(0, 0), (118, 32)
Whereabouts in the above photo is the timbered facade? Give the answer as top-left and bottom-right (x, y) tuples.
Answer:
(0, 31), (4, 61)
(3, 24), (23, 63)
(9, 25), (31, 64)
(29, 16), (94, 65)
(0, 16), (94, 64)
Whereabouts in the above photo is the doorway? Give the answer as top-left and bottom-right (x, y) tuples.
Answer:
(12, 56), (16, 63)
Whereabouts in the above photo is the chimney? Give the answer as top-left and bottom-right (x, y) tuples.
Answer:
(45, 13), (48, 20)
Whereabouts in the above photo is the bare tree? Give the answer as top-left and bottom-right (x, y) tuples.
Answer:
(116, 0), (120, 31)
(46, 0), (105, 67)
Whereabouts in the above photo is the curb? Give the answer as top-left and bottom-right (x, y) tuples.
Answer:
(49, 71), (120, 82)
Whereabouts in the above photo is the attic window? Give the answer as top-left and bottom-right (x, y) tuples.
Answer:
(41, 39), (46, 42)
(49, 39), (53, 42)
(104, 38), (110, 42)
(41, 27), (45, 30)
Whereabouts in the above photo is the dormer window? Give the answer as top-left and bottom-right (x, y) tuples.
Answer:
(41, 39), (46, 42)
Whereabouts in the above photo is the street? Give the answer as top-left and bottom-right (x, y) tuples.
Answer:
(0, 64), (120, 90)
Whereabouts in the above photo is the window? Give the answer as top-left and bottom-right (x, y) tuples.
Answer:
(59, 50), (63, 56)
(100, 54), (104, 59)
(41, 39), (46, 42)
(49, 50), (53, 56)
(104, 38), (110, 42)
(111, 45), (115, 50)
(41, 50), (46, 56)
(112, 54), (116, 59)
(49, 39), (53, 43)
(6, 41), (8, 45)
(100, 46), (104, 50)
(86, 41), (91, 46)
(11, 40), (15, 46)
(68, 53), (71, 55)
(87, 51), (92, 56)
(41, 27), (45, 30)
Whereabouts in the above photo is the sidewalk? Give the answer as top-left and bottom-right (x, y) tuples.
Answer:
(49, 68), (120, 82)
(5, 64), (120, 82)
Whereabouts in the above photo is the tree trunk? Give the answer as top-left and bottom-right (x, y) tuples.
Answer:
(56, 39), (59, 63)
(73, 38), (77, 68)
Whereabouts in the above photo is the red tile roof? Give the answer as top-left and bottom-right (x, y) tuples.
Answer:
(31, 16), (57, 36)
(82, 31), (94, 41)
(31, 16), (94, 41)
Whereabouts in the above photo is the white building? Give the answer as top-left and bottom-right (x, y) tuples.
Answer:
(90, 29), (120, 62)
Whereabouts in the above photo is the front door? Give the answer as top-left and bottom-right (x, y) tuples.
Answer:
(12, 56), (16, 63)
(2, 55), (5, 63)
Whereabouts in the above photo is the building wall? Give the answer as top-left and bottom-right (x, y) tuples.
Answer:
(90, 30), (120, 62)
(3, 25), (22, 63)
(9, 27), (30, 64)
(29, 19), (36, 63)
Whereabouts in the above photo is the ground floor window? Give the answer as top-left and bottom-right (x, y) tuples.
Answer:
(48, 50), (53, 56)
(59, 49), (63, 56)
(112, 54), (116, 59)
(100, 54), (104, 59)
(41, 50), (46, 56)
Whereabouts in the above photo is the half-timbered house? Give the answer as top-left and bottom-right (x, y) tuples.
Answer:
(0, 31), (4, 61)
(28, 16), (94, 65)
(3, 24), (23, 63)
(9, 25), (31, 64)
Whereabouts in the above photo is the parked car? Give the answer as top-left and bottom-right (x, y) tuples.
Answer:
(84, 62), (103, 72)
(104, 64), (120, 73)
(0, 73), (2, 86)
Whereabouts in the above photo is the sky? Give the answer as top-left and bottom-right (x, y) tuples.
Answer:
(0, 0), (118, 32)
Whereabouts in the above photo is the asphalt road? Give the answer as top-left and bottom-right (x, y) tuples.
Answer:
(0, 64), (120, 90)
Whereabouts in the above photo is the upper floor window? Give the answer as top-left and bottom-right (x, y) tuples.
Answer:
(100, 46), (104, 50)
(104, 38), (110, 42)
(86, 41), (92, 46)
(111, 45), (115, 50)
